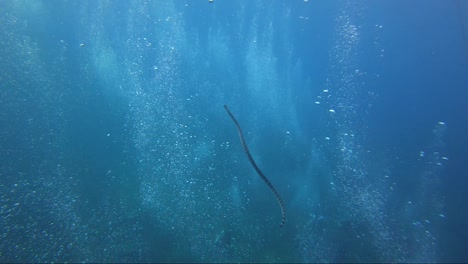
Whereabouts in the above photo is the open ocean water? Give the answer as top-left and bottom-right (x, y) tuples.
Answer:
(0, 0), (467, 262)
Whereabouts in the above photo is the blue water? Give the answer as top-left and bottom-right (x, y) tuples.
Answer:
(1, 0), (467, 262)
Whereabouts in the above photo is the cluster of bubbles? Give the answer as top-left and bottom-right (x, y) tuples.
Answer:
(0, 6), (87, 262)
(297, 1), (447, 263)
(119, 1), (280, 262)
(296, 2), (386, 261)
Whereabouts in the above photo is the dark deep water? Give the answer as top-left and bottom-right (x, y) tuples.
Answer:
(1, 0), (467, 262)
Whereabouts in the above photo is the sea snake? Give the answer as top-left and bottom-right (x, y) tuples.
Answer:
(224, 104), (286, 227)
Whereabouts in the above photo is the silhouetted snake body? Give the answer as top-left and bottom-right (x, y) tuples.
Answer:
(224, 105), (286, 227)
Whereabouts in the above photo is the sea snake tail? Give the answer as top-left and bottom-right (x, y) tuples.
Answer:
(224, 104), (286, 228)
